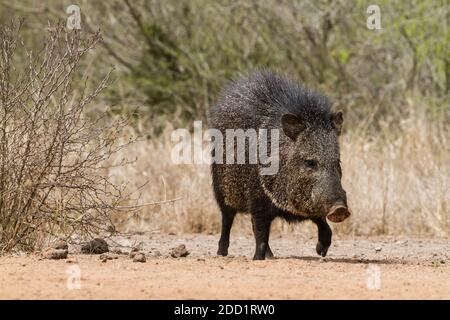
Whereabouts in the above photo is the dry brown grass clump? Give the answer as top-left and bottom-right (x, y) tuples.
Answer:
(112, 108), (448, 237)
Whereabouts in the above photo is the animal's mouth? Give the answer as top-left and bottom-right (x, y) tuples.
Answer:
(326, 203), (351, 223)
(288, 197), (351, 221)
(291, 204), (327, 219)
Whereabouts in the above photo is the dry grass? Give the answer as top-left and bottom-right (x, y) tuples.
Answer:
(110, 106), (449, 238)
(339, 113), (448, 237)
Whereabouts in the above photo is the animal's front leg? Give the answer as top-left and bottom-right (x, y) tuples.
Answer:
(252, 217), (274, 260)
(312, 217), (332, 257)
(251, 214), (273, 260)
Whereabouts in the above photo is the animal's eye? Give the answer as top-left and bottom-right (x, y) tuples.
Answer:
(304, 159), (318, 169)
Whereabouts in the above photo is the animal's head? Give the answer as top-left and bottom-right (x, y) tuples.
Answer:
(276, 110), (349, 221)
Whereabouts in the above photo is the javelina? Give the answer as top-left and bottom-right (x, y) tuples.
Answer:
(208, 70), (350, 260)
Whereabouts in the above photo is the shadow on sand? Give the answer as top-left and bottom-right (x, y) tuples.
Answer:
(276, 255), (406, 265)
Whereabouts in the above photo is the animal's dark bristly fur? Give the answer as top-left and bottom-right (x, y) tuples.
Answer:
(212, 69), (332, 131)
(209, 69), (348, 260)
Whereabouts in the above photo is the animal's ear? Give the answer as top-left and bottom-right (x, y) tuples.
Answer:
(281, 113), (305, 140)
(331, 111), (344, 135)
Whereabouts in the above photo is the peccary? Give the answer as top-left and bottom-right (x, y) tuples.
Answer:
(208, 70), (350, 260)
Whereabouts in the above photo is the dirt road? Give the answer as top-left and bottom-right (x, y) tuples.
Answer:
(0, 234), (449, 299)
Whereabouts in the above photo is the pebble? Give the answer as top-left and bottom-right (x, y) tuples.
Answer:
(133, 253), (146, 263)
(170, 244), (189, 258)
(99, 254), (118, 262)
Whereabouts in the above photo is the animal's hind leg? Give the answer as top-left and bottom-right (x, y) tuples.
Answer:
(211, 163), (237, 256)
(217, 205), (237, 256)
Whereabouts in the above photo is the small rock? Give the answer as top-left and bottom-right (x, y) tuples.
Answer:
(170, 244), (189, 258)
(375, 247), (382, 252)
(43, 248), (68, 260)
(99, 254), (116, 262)
(81, 238), (109, 254)
(133, 253), (146, 263)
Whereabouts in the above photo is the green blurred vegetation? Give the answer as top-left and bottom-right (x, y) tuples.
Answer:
(1, 0), (449, 134)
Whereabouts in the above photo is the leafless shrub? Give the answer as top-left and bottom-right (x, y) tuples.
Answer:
(0, 20), (137, 251)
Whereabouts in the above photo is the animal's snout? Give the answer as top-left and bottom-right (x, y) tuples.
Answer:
(326, 202), (351, 223)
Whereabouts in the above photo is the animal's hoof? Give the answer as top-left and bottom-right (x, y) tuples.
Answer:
(316, 242), (329, 257)
(217, 241), (229, 256)
(217, 249), (228, 257)
(265, 248), (274, 259)
(253, 254), (266, 260)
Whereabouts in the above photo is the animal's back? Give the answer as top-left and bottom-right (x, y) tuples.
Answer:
(209, 69), (330, 131)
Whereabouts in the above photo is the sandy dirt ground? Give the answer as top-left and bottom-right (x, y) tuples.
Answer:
(0, 233), (449, 299)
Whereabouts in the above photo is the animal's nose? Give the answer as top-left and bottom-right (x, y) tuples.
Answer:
(326, 201), (351, 223)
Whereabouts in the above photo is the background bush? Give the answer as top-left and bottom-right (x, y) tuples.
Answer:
(1, 0), (448, 132)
